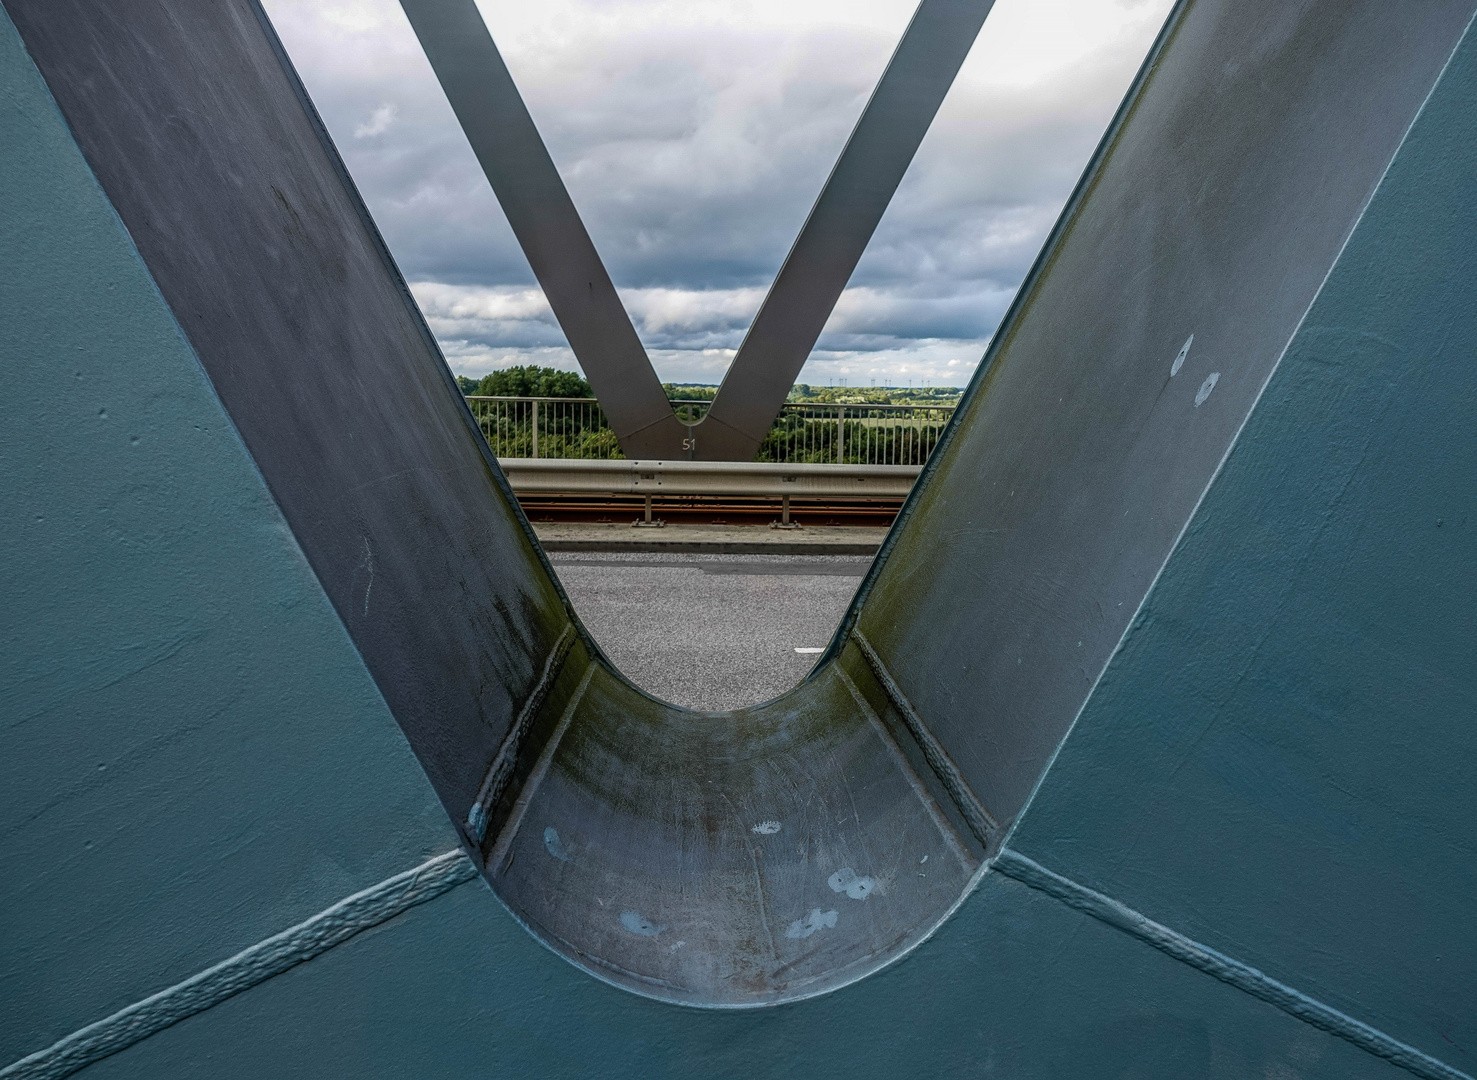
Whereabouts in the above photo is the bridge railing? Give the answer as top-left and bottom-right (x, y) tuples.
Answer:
(465, 396), (622, 460)
(465, 396), (956, 465)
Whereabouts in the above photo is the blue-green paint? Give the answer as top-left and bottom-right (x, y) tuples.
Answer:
(0, 10), (456, 1065)
(74, 872), (1409, 1080)
(1007, 20), (1477, 1063)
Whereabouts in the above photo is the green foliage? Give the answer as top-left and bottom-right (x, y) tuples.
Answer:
(466, 397), (625, 460)
(475, 417), (624, 460)
(459, 371), (957, 463)
(462, 372), (958, 406)
(786, 383), (963, 407)
(467, 365), (592, 398)
(756, 411), (949, 465)
(662, 384), (716, 424)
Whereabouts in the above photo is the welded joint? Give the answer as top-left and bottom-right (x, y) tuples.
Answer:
(0, 850), (477, 1080)
(992, 850), (1472, 1080)
(485, 661), (597, 875)
(466, 623), (576, 843)
(835, 664), (978, 871)
(850, 629), (998, 848)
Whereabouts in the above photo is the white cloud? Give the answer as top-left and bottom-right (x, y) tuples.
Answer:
(353, 103), (398, 138)
(262, 0), (1174, 386)
(411, 282), (555, 323)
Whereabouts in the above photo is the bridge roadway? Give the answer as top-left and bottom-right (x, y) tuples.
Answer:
(550, 554), (871, 711)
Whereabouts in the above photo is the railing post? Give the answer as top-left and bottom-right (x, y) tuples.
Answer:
(531, 399), (540, 459)
(836, 407), (845, 464)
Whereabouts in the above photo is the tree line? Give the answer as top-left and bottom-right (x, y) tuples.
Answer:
(457, 367), (962, 408)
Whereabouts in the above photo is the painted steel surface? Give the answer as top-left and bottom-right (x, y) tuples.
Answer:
(401, 0), (995, 460)
(0, 9), (460, 1071)
(3, 0), (1476, 1075)
(1, 0), (570, 828)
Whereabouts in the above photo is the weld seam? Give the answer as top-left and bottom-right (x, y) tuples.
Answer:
(487, 661), (596, 874)
(835, 664), (977, 871)
(851, 629), (997, 847)
(467, 623), (575, 841)
(0, 850), (477, 1080)
(992, 850), (1470, 1080)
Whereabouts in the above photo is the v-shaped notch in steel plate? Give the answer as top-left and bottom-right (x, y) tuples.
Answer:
(398, 0), (996, 459)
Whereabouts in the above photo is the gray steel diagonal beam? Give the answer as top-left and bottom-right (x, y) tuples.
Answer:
(397, 0), (686, 458)
(696, 0), (995, 460)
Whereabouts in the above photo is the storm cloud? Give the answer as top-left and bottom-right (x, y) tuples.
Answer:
(262, 0), (1173, 385)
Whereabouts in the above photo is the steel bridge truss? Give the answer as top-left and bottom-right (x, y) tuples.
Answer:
(398, 0), (996, 459)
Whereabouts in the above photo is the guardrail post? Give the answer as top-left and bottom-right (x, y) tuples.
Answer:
(631, 492), (666, 529)
(531, 398), (540, 459)
(836, 406), (845, 464)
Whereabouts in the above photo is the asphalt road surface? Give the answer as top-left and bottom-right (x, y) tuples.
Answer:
(549, 553), (872, 710)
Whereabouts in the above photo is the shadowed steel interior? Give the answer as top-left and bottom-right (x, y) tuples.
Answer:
(399, 0), (995, 460)
(6, 0), (1474, 1026)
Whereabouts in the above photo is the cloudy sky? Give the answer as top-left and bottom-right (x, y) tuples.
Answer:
(262, 0), (1174, 387)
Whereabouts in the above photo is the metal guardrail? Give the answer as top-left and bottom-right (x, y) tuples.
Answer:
(466, 396), (621, 460)
(499, 458), (920, 525)
(466, 396), (955, 465)
(763, 401), (954, 465)
(498, 458), (920, 497)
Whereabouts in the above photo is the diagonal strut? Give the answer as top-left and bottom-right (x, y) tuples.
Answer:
(397, 0), (686, 458)
(400, 0), (994, 460)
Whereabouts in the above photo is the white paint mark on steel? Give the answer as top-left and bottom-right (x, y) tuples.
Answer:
(828, 867), (876, 900)
(794, 647), (824, 654)
(358, 536), (375, 616)
(620, 911), (667, 937)
(784, 909), (839, 939)
(543, 827), (572, 862)
(1195, 371), (1220, 406)
(751, 821), (782, 835)
(1171, 334), (1193, 376)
